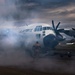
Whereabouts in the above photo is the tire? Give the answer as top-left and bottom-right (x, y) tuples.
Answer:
(68, 54), (72, 57)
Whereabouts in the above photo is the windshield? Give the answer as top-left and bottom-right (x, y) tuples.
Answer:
(43, 27), (52, 30)
(35, 26), (42, 31)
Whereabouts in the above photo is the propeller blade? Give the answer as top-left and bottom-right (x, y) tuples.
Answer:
(52, 20), (55, 29)
(56, 22), (60, 30)
(72, 28), (75, 31)
(57, 29), (64, 32)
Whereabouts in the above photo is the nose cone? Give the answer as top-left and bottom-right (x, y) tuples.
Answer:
(43, 34), (58, 48)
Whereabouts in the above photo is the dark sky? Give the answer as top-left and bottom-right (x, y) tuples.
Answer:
(0, 0), (75, 28)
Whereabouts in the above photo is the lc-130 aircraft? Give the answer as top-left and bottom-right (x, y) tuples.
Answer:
(19, 20), (75, 49)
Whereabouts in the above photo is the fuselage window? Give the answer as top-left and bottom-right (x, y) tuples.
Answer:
(43, 27), (46, 30)
(35, 26), (42, 31)
(36, 34), (41, 39)
(43, 34), (45, 36)
(43, 27), (52, 30)
(20, 29), (32, 33)
(25, 29), (32, 32)
(47, 27), (51, 30)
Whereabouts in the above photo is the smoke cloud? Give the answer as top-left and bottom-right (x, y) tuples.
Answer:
(0, 24), (75, 74)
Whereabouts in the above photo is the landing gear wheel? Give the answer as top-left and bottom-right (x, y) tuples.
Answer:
(67, 52), (72, 57)
(68, 54), (72, 57)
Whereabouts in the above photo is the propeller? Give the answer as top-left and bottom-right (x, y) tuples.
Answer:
(72, 28), (75, 31)
(52, 20), (65, 33)
(52, 20), (55, 30)
(52, 20), (75, 38)
(56, 22), (61, 30)
(51, 20), (65, 41)
(52, 20), (62, 35)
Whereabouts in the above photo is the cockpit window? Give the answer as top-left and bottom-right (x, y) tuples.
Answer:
(43, 27), (52, 30)
(35, 26), (42, 31)
(43, 27), (46, 30)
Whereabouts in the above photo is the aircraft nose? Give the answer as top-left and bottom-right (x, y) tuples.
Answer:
(43, 34), (58, 48)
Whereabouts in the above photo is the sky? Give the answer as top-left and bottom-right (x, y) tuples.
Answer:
(0, 0), (75, 28)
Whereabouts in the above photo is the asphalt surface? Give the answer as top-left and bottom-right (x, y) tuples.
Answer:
(0, 56), (75, 75)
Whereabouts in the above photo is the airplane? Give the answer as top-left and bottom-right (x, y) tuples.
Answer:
(19, 20), (73, 49)
(0, 20), (75, 57)
(0, 20), (75, 50)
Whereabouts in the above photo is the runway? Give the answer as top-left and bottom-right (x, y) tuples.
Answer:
(0, 56), (75, 75)
(22, 55), (75, 74)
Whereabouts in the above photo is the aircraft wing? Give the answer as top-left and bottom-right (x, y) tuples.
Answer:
(58, 29), (75, 38)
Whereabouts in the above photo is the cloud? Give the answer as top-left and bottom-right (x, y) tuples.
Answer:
(0, 0), (75, 28)
(15, 0), (75, 23)
(16, 0), (75, 9)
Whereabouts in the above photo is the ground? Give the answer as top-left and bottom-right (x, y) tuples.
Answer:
(0, 43), (75, 75)
(0, 66), (74, 75)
